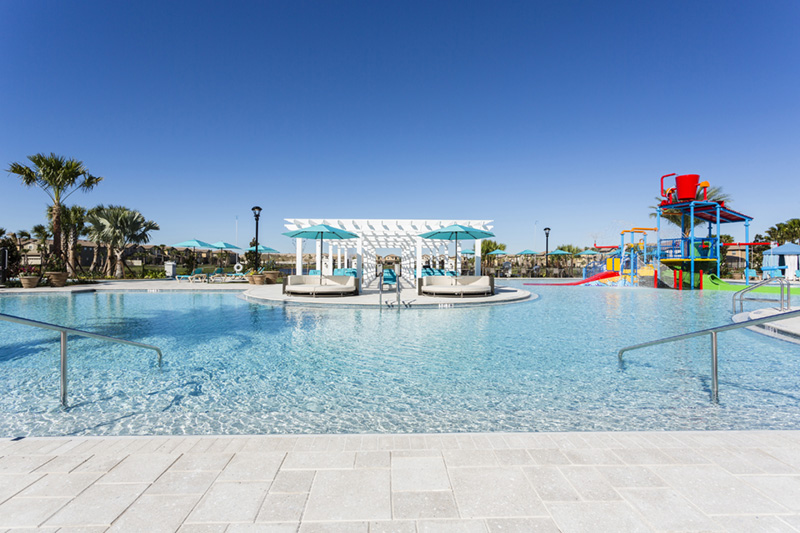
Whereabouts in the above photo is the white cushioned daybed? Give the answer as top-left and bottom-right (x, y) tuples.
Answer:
(418, 275), (493, 297)
(283, 275), (358, 297)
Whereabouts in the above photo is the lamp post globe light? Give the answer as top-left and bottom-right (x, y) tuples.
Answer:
(252, 206), (262, 270)
(544, 227), (551, 270)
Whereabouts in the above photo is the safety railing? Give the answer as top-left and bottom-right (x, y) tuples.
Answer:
(378, 271), (401, 309)
(0, 313), (163, 408)
(618, 308), (800, 402)
(732, 277), (791, 313)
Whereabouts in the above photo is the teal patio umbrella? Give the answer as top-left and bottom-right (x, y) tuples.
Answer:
(172, 239), (216, 249)
(419, 225), (495, 275)
(487, 249), (507, 269)
(172, 239), (217, 268)
(461, 249), (475, 255)
(516, 249), (538, 273)
(246, 244), (279, 253)
(282, 224), (359, 279)
(576, 249), (600, 256)
(246, 244), (279, 270)
(210, 241), (241, 268)
(547, 250), (572, 256)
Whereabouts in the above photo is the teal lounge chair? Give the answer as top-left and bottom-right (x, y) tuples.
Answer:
(176, 268), (203, 282)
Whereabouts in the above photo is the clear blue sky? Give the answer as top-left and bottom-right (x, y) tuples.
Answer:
(2, 1), (798, 253)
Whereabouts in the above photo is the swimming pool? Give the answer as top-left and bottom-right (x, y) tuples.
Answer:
(1, 283), (799, 437)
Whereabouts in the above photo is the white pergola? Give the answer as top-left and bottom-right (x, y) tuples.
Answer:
(283, 219), (493, 285)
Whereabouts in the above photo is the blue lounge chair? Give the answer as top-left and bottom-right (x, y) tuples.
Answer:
(176, 268), (203, 282)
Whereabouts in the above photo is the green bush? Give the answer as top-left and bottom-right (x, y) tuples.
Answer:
(144, 269), (166, 279)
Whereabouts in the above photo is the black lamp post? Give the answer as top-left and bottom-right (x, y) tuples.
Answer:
(251, 206), (262, 270)
(544, 227), (551, 269)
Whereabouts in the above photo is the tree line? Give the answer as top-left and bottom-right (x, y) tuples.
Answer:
(3, 153), (159, 279)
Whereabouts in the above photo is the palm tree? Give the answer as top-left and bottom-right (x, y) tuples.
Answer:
(48, 205), (88, 275)
(101, 207), (160, 278)
(30, 224), (51, 265)
(10, 230), (31, 266)
(85, 206), (110, 276)
(766, 218), (800, 244)
(6, 153), (102, 257)
(650, 186), (731, 236)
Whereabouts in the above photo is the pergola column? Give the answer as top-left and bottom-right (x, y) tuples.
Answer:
(476, 239), (483, 275)
(295, 239), (303, 275)
(416, 237), (423, 279)
(356, 237), (363, 290)
(316, 240), (322, 272)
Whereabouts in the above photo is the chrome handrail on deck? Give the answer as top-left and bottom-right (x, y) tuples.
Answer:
(0, 312), (163, 408)
(733, 277), (791, 313)
(618, 308), (800, 403)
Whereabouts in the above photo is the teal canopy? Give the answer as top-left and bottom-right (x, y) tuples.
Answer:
(283, 224), (359, 240)
(461, 249), (475, 255)
(211, 241), (240, 250)
(547, 249), (572, 256)
(418, 224), (495, 241)
(516, 249), (538, 255)
(247, 245), (279, 253)
(487, 249), (507, 255)
(172, 239), (216, 249)
(576, 250), (600, 256)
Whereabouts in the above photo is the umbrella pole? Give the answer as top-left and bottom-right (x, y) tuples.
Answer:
(455, 235), (458, 277)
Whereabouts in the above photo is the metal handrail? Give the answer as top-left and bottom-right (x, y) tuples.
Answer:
(733, 277), (791, 313)
(0, 313), (163, 408)
(618, 308), (800, 402)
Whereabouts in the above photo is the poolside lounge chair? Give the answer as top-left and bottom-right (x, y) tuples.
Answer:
(189, 269), (208, 283)
(209, 268), (226, 283)
(176, 268), (204, 282)
(382, 269), (397, 286)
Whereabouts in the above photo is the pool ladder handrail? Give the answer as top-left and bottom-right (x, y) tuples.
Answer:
(0, 312), (163, 408)
(732, 277), (791, 314)
(617, 308), (800, 403)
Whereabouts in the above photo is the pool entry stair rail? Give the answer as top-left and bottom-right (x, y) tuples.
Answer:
(617, 308), (800, 403)
(0, 312), (163, 408)
(732, 277), (791, 314)
(378, 271), (402, 309)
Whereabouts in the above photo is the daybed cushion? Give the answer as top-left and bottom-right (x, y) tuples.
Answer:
(284, 274), (357, 296)
(418, 275), (493, 297)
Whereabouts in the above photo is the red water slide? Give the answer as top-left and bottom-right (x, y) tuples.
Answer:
(524, 270), (619, 286)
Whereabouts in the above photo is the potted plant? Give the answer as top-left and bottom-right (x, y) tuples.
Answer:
(19, 265), (41, 289)
(45, 255), (68, 287)
(263, 259), (280, 284)
(250, 272), (267, 285)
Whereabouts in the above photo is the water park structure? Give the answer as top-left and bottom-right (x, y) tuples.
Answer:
(531, 172), (793, 292)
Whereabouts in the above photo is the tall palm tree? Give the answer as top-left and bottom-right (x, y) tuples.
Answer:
(85, 206), (109, 276)
(766, 218), (800, 244)
(62, 206), (87, 276)
(101, 207), (160, 278)
(6, 153), (102, 257)
(11, 230), (31, 266)
(650, 186), (731, 236)
(30, 224), (50, 265)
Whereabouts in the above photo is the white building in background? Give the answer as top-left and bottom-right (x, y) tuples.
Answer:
(283, 219), (493, 286)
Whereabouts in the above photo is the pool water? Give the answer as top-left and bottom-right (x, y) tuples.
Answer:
(1, 283), (799, 437)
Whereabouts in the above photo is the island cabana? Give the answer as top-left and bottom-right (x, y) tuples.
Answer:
(763, 242), (800, 280)
(283, 219), (494, 290)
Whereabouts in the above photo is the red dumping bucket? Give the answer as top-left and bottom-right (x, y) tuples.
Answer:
(675, 174), (700, 201)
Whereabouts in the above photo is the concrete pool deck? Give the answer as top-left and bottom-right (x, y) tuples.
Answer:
(1, 430), (800, 532)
